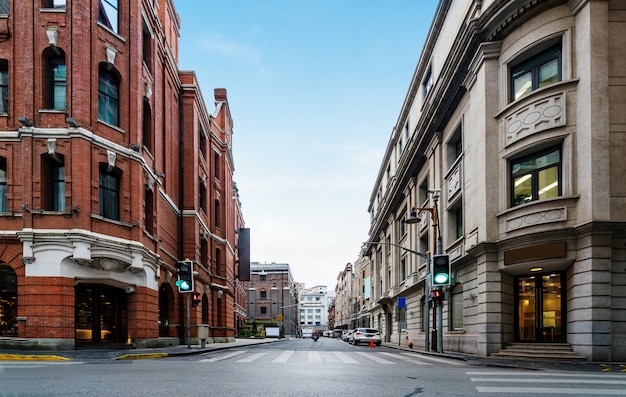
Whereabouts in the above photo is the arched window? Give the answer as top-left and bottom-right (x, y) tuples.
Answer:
(41, 153), (65, 211)
(98, 65), (120, 126)
(99, 163), (121, 220)
(45, 50), (66, 110)
(0, 157), (6, 212)
(0, 265), (17, 337)
(0, 59), (8, 113)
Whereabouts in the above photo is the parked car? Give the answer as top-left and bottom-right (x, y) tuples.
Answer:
(350, 328), (382, 346)
(341, 329), (353, 342)
(301, 329), (313, 338)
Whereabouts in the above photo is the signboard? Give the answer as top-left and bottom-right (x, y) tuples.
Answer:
(277, 314), (283, 321)
(397, 297), (406, 308)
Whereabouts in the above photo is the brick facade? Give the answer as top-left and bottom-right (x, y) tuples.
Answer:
(0, 0), (246, 349)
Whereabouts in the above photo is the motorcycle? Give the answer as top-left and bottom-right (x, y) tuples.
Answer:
(312, 333), (319, 341)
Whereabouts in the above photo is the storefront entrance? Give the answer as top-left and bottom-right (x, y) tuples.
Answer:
(516, 272), (565, 342)
(75, 285), (127, 344)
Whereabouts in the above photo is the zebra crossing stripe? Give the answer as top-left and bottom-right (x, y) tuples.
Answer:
(308, 351), (323, 363)
(199, 350), (247, 362)
(236, 352), (267, 363)
(355, 352), (395, 364)
(379, 352), (432, 365)
(332, 351), (359, 364)
(273, 350), (294, 363)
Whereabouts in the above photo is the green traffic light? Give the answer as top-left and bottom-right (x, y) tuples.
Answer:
(433, 273), (449, 285)
(176, 280), (191, 290)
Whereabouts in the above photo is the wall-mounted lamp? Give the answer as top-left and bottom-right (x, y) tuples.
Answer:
(130, 143), (140, 152)
(155, 172), (165, 178)
(405, 208), (421, 224)
(66, 118), (79, 128)
(18, 117), (32, 127)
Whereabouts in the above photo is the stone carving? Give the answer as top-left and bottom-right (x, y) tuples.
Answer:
(505, 92), (566, 147)
(506, 207), (567, 231)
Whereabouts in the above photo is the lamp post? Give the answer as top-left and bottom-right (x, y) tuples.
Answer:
(406, 190), (444, 353)
(362, 241), (430, 352)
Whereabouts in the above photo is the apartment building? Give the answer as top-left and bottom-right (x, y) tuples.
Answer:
(0, 0), (245, 349)
(364, 0), (626, 361)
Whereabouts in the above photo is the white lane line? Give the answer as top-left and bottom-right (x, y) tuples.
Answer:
(236, 352), (267, 363)
(379, 352), (432, 365)
(475, 386), (626, 395)
(471, 377), (626, 385)
(402, 353), (466, 366)
(199, 350), (247, 362)
(308, 351), (322, 364)
(272, 350), (294, 363)
(332, 351), (359, 364)
(355, 352), (395, 364)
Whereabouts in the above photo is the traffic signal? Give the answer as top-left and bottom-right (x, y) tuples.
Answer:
(191, 293), (201, 307)
(432, 254), (451, 286)
(430, 288), (443, 301)
(175, 260), (194, 293)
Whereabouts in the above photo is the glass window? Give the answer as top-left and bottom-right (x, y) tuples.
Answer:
(47, 0), (66, 8)
(423, 67), (433, 98)
(42, 154), (65, 211)
(511, 44), (561, 101)
(451, 283), (463, 330)
(511, 146), (561, 206)
(0, 265), (17, 336)
(98, 0), (119, 34)
(0, 0), (7, 15)
(99, 164), (120, 220)
(0, 61), (8, 113)
(48, 54), (66, 110)
(98, 66), (119, 126)
(260, 291), (267, 299)
(0, 157), (6, 212)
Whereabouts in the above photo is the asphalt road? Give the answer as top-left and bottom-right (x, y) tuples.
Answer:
(1, 338), (625, 396)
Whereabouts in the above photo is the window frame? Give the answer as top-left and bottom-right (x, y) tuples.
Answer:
(98, 66), (120, 126)
(99, 164), (121, 220)
(98, 0), (119, 34)
(0, 60), (8, 114)
(510, 44), (562, 102)
(510, 145), (562, 207)
(42, 154), (65, 211)
(0, 157), (6, 212)
(46, 53), (66, 110)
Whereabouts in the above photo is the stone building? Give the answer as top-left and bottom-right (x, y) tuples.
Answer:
(364, 0), (626, 361)
(0, 0), (245, 349)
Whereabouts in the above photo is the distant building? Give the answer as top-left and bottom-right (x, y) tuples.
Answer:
(245, 262), (297, 336)
(334, 263), (353, 330)
(299, 285), (332, 332)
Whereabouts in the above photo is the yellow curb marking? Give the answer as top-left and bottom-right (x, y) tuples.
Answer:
(115, 353), (169, 360)
(0, 354), (70, 361)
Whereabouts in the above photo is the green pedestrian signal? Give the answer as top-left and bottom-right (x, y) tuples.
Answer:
(175, 260), (194, 293)
(432, 254), (450, 286)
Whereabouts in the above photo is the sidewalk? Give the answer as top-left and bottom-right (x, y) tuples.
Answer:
(0, 337), (284, 362)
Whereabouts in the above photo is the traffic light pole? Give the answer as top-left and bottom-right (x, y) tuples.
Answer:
(186, 292), (191, 349)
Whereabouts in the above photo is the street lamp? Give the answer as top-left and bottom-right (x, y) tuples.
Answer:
(405, 190), (444, 353)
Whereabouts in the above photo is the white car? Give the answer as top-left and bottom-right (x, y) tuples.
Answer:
(301, 330), (313, 338)
(350, 328), (382, 346)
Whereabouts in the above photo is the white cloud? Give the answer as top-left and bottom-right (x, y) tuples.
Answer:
(199, 35), (262, 63)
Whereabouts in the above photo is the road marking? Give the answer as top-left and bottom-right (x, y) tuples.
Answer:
(332, 351), (359, 364)
(273, 350), (294, 363)
(403, 353), (466, 366)
(199, 350), (247, 362)
(471, 377), (626, 385)
(308, 351), (322, 363)
(475, 386), (626, 395)
(356, 352), (395, 364)
(236, 352), (267, 363)
(379, 352), (432, 365)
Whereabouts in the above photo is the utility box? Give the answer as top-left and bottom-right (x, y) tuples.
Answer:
(198, 324), (209, 340)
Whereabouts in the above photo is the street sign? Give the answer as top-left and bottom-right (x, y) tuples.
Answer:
(277, 314), (283, 321)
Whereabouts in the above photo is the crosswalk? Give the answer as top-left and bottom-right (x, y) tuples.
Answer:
(198, 349), (466, 367)
(468, 370), (626, 395)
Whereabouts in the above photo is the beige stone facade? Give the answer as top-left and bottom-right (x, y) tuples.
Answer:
(363, 0), (626, 361)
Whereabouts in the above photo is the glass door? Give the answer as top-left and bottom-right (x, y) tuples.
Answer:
(516, 273), (564, 342)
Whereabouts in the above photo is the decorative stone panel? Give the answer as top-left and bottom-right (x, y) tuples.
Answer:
(446, 163), (462, 201)
(504, 92), (566, 147)
(506, 207), (567, 231)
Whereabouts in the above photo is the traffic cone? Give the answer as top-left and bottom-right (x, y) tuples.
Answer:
(369, 339), (375, 348)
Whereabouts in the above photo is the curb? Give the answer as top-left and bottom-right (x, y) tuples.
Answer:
(116, 353), (169, 360)
(0, 354), (70, 361)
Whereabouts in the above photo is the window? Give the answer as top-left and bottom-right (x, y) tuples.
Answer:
(0, 265), (17, 337)
(260, 291), (267, 299)
(142, 103), (153, 152)
(42, 154), (65, 211)
(46, 52), (66, 110)
(99, 164), (120, 220)
(142, 21), (153, 69)
(214, 199), (220, 229)
(450, 283), (464, 330)
(98, 66), (119, 126)
(0, 157), (6, 212)
(0, 60), (8, 113)
(401, 257), (407, 281)
(260, 306), (267, 315)
(447, 124), (462, 169)
(0, 0), (7, 14)
(423, 67), (433, 98)
(199, 182), (206, 214)
(511, 44), (561, 101)
(98, 0), (119, 34)
(454, 206), (463, 240)
(260, 274), (266, 282)
(46, 1), (66, 9)
(214, 152), (220, 180)
(144, 188), (154, 235)
(511, 146), (561, 207)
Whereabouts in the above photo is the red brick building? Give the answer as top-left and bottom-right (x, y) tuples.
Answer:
(0, 0), (246, 349)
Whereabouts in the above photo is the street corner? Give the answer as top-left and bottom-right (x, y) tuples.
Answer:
(115, 352), (169, 360)
(0, 353), (71, 361)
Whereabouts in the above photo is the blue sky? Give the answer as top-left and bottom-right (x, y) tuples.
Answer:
(175, 1), (438, 291)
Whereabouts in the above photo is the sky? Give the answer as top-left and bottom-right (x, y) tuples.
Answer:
(175, 1), (439, 292)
